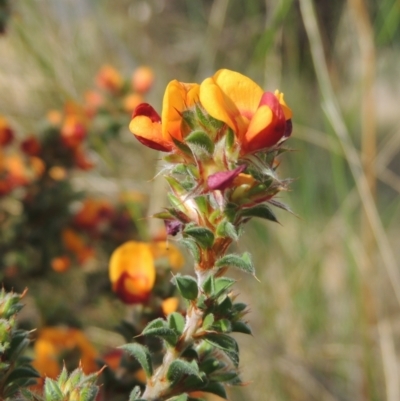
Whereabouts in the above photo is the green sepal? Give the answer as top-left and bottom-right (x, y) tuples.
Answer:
(225, 128), (235, 150)
(166, 359), (200, 387)
(181, 347), (199, 361)
(77, 386), (99, 401)
(167, 193), (187, 214)
(204, 334), (239, 367)
(165, 176), (188, 196)
(215, 219), (238, 241)
(174, 275), (198, 301)
(119, 343), (153, 377)
(153, 211), (175, 220)
(232, 302), (248, 313)
(172, 137), (192, 156)
(129, 386), (142, 401)
(240, 204), (279, 223)
(44, 378), (63, 401)
(180, 239), (201, 263)
(186, 130), (215, 155)
(142, 318), (178, 346)
(168, 312), (185, 335)
(194, 196), (209, 215)
(184, 226), (214, 249)
(231, 321), (252, 335)
(215, 252), (255, 275)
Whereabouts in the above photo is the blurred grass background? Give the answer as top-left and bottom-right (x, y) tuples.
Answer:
(1, 0), (400, 400)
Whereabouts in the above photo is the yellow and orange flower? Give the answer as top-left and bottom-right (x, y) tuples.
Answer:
(109, 241), (184, 304)
(109, 241), (157, 304)
(129, 80), (199, 151)
(129, 69), (292, 154)
(33, 327), (98, 379)
(199, 69), (292, 153)
(60, 102), (88, 149)
(0, 115), (14, 146)
(62, 228), (94, 264)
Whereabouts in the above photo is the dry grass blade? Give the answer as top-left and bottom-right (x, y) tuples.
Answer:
(299, 0), (400, 308)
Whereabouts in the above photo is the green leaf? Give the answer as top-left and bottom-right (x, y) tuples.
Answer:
(199, 358), (222, 374)
(6, 365), (40, 383)
(186, 130), (215, 154)
(214, 277), (236, 297)
(202, 274), (215, 295)
(181, 239), (201, 263)
(44, 378), (63, 401)
(225, 128), (235, 149)
(240, 204), (279, 223)
(232, 302), (247, 313)
(167, 359), (200, 387)
(129, 386), (142, 401)
(153, 211), (175, 220)
(204, 334), (239, 367)
(194, 196), (209, 215)
(202, 313), (214, 330)
(184, 226), (215, 249)
(142, 319), (178, 346)
(215, 220), (238, 241)
(215, 252), (255, 275)
(119, 343), (153, 377)
(171, 137), (192, 156)
(168, 312), (185, 335)
(231, 321), (252, 335)
(167, 394), (188, 401)
(174, 275), (198, 301)
(212, 319), (232, 333)
(201, 381), (227, 399)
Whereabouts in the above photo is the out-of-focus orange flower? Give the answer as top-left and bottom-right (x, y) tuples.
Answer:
(74, 199), (114, 230)
(73, 146), (94, 170)
(20, 136), (41, 156)
(51, 256), (71, 273)
(0, 116), (14, 146)
(2, 155), (29, 186)
(61, 102), (88, 148)
(84, 90), (105, 118)
(102, 348), (124, 371)
(46, 110), (63, 126)
(109, 241), (157, 304)
(161, 297), (179, 315)
(62, 228), (94, 264)
(123, 93), (143, 113)
(129, 81), (199, 151)
(33, 327), (98, 379)
(48, 166), (67, 181)
(132, 66), (154, 93)
(29, 156), (46, 177)
(199, 69), (292, 154)
(149, 241), (184, 270)
(96, 65), (123, 93)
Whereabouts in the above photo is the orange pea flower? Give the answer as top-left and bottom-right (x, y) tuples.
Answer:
(132, 66), (155, 93)
(51, 256), (71, 273)
(161, 297), (179, 315)
(129, 80), (200, 151)
(33, 327), (98, 380)
(123, 93), (143, 113)
(20, 136), (41, 156)
(0, 115), (14, 146)
(62, 228), (94, 263)
(96, 65), (123, 93)
(109, 241), (157, 304)
(60, 102), (88, 149)
(74, 199), (113, 230)
(199, 69), (292, 153)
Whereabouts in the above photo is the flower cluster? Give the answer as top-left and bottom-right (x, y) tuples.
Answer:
(118, 69), (293, 400)
(0, 65), (154, 282)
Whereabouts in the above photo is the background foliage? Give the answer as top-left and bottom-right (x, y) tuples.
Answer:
(1, 0), (400, 400)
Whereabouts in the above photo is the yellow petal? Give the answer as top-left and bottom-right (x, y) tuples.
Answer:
(109, 241), (156, 290)
(245, 105), (274, 143)
(161, 80), (200, 141)
(129, 115), (161, 142)
(149, 241), (185, 270)
(211, 69), (263, 118)
(274, 90), (293, 119)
